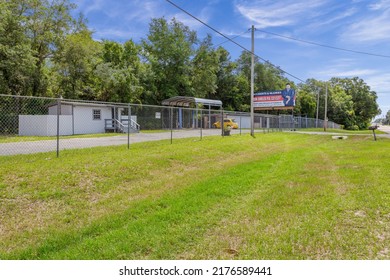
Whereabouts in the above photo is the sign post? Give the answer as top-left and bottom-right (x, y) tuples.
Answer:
(250, 25), (255, 137)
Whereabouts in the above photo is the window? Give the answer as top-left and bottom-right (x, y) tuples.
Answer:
(93, 109), (101, 120)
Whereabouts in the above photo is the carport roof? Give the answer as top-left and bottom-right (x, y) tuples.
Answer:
(162, 96), (222, 108)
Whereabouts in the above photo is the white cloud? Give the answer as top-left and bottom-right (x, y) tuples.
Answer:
(312, 7), (357, 27)
(78, 0), (162, 24)
(234, 0), (328, 28)
(77, 0), (105, 15)
(317, 68), (378, 79)
(311, 58), (377, 79)
(369, 0), (390, 10)
(171, 4), (213, 31)
(110, 0), (161, 23)
(342, 5), (390, 42)
(365, 73), (390, 92)
(92, 28), (144, 41)
(173, 13), (204, 29)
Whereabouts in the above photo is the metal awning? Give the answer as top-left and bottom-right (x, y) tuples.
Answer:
(162, 96), (222, 108)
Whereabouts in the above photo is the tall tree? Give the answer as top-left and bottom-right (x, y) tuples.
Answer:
(53, 30), (101, 99)
(142, 17), (197, 104)
(296, 79), (326, 118)
(0, 1), (36, 96)
(236, 51), (289, 93)
(28, 0), (84, 96)
(94, 40), (144, 103)
(385, 110), (390, 125)
(1, 0), (86, 97)
(328, 85), (355, 129)
(213, 47), (246, 111)
(331, 77), (380, 129)
(294, 90), (317, 118)
(191, 35), (219, 98)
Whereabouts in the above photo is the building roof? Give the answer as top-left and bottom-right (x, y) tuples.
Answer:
(162, 96), (222, 108)
(47, 100), (119, 108)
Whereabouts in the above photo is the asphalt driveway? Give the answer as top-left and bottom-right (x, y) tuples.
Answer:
(0, 129), (245, 156)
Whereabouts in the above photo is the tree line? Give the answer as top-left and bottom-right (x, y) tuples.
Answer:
(0, 0), (382, 129)
(375, 111), (390, 125)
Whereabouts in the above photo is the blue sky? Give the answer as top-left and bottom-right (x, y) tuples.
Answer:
(73, 0), (390, 117)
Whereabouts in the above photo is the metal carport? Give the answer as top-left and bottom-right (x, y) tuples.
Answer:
(162, 96), (223, 129)
(162, 96), (222, 108)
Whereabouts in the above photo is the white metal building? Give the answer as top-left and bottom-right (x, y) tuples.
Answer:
(19, 101), (138, 136)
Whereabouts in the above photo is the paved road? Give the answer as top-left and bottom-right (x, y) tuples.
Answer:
(378, 125), (390, 135)
(0, 129), (249, 156)
(286, 126), (390, 138)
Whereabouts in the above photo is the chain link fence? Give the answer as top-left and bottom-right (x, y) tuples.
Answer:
(0, 94), (341, 156)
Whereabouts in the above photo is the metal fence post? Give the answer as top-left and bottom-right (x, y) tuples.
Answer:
(170, 107), (173, 144)
(221, 108), (224, 137)
(56, 97), (61, 158)
(128, 104), (131, 149)
(200, 108), (203, 140)
(240, 115), (242, 135)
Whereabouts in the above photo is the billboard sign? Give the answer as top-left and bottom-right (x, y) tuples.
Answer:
(254, 87), (296, 110)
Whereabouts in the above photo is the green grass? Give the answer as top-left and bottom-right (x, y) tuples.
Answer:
(0, 133), (389, 260)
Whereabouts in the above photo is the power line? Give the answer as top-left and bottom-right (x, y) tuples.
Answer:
(256, 29), (390, 59)
(165, 1), (249, 53)
(164, 0), (306, 83)
(214, 29), (250, 48)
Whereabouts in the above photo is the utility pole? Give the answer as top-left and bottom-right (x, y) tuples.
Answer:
(324, 83), (328, 131)
(250, 25), (255, 137)
(316, 87), (320, 128)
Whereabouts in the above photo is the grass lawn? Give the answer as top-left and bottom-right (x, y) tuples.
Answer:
(0, 133), (389, 260)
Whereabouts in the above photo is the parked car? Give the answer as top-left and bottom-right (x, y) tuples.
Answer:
(213, 118), (238, 129)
